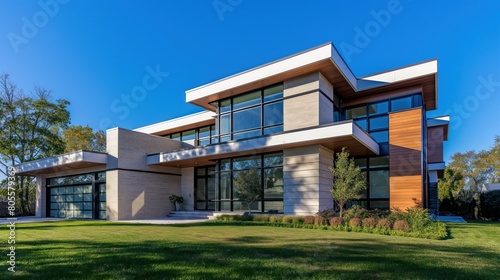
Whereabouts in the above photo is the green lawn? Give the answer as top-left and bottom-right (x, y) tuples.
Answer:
(4, 220), (500, 279)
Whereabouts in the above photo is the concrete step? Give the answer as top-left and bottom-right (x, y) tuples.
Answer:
(167, 211), (214, 220)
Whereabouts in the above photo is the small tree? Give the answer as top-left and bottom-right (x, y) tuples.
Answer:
(234, 169), (261, 214)
(330, 147), (366, 218)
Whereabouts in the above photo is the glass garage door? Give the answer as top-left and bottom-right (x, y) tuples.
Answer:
(49, 185), (93, 219)
(47, 171), (106, 219)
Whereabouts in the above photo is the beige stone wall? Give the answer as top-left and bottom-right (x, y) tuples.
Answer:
(283, 145), (334, 215)
(181, 167), (195, 211)
(283, 72), (334, 131)
(105, 127), (183, 220)
(111, 170), (180, 220)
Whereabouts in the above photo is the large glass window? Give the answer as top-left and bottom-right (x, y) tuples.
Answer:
(195, 166), (216, 210)
(344, 93), (423, 156)
(47, 172), (106, 219)
(215, 152), (283, 213)
(347, 156), (389, 210)
(215, 84), (284, 142)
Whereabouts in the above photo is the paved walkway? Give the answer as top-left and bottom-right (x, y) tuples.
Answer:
(0, 216), (64, 225)
(435, 216), (467, 223)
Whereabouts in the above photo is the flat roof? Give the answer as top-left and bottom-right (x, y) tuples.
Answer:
(14, 151), (107, 176)
(134, 111), (215, 136)
(147, 121), (379, 168)
(186, 42), (438, 111)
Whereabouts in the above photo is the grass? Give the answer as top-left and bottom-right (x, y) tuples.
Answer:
(2, 220), (499, 279)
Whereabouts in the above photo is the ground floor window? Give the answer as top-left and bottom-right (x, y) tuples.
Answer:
(47, 171), (106, 219)
(215, 152), (284, 213)
(195, 166), (216, 210)
(347, 156), (390, 210)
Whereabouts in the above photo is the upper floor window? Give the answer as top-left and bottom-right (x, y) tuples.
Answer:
(215, 84), (284, 142)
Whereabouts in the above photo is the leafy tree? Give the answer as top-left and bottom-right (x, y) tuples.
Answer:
(329, 147), (366, 218)
(63, 125), (106, 153)
(0, 74), (70, 215)
(438, 167), (463, 212)
(233, 169), (261, 213)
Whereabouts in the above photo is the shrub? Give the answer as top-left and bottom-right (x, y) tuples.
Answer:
(343, 205), (369, 221)
(269, 215), (283, 223)
(393, 220), (410, 232)
(253, 215), (270, 223)
(304, 216), (315, 224)
(292, 216), (305, 224)
(480, 190), (500, 220)
(388, 209), (405, 224)
(314, 216), (326, 225)
(404, 207), (430, 231)
(367, 208), (390, 219)
(377, 218), (392, 229)
(282, 215), (295, 224)
(329, 217), (343, 227)
(349, 217), (362, 227)
(316, 208), (337, 220)
(362, 217), (377, 229)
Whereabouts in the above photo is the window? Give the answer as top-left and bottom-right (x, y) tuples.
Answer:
(215, 152), (283, 213)
(348, 156), (389, 210)
(47, 172), (106, 219)
(215, 84), (284, 142)
(391, 96), (412, 111)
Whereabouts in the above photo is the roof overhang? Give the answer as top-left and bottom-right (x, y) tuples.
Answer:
(186, 42), (438, 111)
(13, 151), (108, 176)
(134, 111), (216, 136)
(427, 115), (450, 140)
(147, 121), (379, 168)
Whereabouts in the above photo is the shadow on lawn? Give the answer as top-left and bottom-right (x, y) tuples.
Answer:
(14, 228), (500, 280)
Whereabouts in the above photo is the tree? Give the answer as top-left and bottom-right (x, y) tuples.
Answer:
(0, 74), (70, 215)
(62, 125), (106, 153)
(329, 147), (366, 218)
(233, 169), (261, 214)
(438, 167), (463, 212)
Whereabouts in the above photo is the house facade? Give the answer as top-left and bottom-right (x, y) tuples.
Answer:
(14, 43), (449, 220)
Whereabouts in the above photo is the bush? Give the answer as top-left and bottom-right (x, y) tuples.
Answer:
(253, 215), (270, 223)
(480, 190), (500, 220)
(316, 208), (337, 220)
(349, 218), (362, 227)
(377, 218), (392, 229)
(314, 216), (326, 225)
(282, 215), (295, 224)
(329, 217), (343, 227)
(404, 207), (430, 231)
(362, 217), (377, 229)
(304, 216), (315, 224)
(269, 215), (283, 223)
(292, 216), (305, 224)
(343, 205), (369, 221)
(393, 220), (410, 232)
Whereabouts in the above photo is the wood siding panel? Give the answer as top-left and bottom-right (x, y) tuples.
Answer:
(427, 127), (444, 163)
(389, 108), (423, 210)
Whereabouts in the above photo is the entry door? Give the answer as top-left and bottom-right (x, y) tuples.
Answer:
(195, 166), (216, 210)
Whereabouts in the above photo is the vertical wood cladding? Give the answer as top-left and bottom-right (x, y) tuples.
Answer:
(389, 108), (423, 210)
(427, 126), (444, 163)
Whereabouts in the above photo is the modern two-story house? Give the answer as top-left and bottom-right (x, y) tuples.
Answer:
(15, 43), (449, 220)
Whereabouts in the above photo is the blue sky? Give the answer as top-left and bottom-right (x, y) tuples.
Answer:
(1, 0), (500, 162)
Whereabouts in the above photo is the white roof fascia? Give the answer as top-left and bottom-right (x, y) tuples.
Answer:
(186, 43), (335, 103)
(427, 115), (450, 127)
(134, 111), (215, 134)
(148, 122), (379, 164)
(14, 151), (107, 174)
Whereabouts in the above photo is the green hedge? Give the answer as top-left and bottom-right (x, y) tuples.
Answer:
(214, 207), (448, 240)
